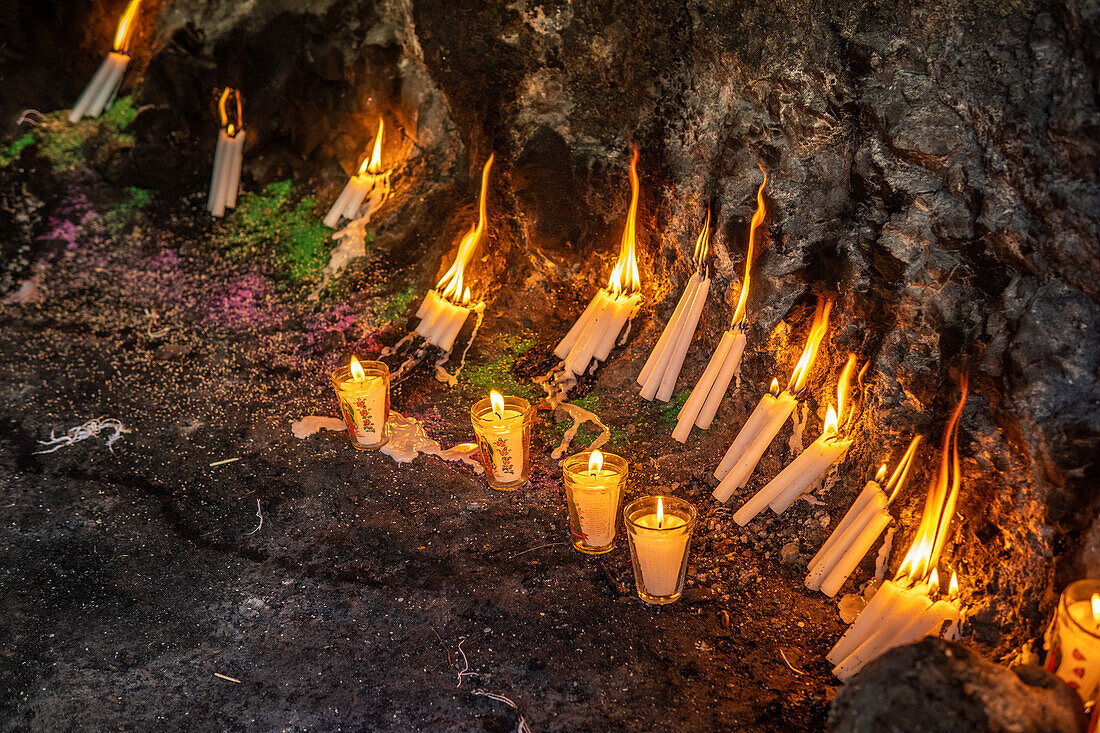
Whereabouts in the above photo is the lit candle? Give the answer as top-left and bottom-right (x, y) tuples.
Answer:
(556, 148), (643, 376)
(207, 88), (246, 218)
(69, 0), (141, 123)
(624, 495), (697, 604)
(331, 356), (390, 450)
(414, 156), (493, 352)
(673, 166), (765, 441)
(1045, 579), (1100, 701)
(712, 297), (832, 504)
(471, 391), (534, 489)
(563, 450), (628, 554)
(323, 117), (391, 228)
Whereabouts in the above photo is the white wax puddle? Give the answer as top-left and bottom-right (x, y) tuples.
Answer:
(532, 364), (611, 460)
(291, 413), (482, 473)
(874, 527), (895, 581)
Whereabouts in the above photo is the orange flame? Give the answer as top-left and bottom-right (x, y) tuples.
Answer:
(588, 450), (604, 475)
(769, 378), (780, 396)
(785, 298), (832, 394)
(692, 209), (711, 270)
(732, 164), (767, 328)
(823, 406), (839, 438)
(656, 496), (664, 527)
(607, 148), (641, 296)
(895, 375), (969, 586)
(358, 117), (385, 176)
(218, 88), (244, 138)
(113, 0), (142, 54)
(875, 464), (888, 483)
(349, 356), (365, 382)
(436, 155), (494, 303)
(490, 390), (505, 419)
(885, 435), (922, 503)
(949, 572), (960, 599)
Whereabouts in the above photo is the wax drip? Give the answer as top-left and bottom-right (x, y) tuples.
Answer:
(381, 331), (416, 358)
(533, 364), (610, 459)
(311, 174), (393, 299)
(875, 527), (896, 582)
(435, 301), (486, 385)
(788, 402), (809, 454)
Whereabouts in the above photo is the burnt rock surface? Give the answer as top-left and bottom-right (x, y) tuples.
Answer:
(829, 638), (1086, 732)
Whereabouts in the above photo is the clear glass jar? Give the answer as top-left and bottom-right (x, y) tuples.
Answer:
(624, 495), (698, 605)
(1045, 578), (1100, 704)
(470, 395), (535, 489)
(563, 450), (628, 555)
(331, 360), (390, 450)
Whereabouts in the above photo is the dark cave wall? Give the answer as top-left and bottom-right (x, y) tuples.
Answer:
(2, 0), (1098, 656)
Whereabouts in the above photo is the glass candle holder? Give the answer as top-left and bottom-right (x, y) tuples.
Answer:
(470, 395), (535, 489)
(563, 450), (628, 555)
(624, 495), (698, 605)
(1045, 578), (1100, 703)
(331, 360), (390, 450)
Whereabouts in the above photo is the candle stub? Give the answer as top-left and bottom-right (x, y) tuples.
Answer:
(331, 358), (390, 450)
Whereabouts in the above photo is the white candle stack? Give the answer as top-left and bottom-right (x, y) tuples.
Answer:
(555, 148), (644, 377)
(673, 167), (767, 442)
(413, 155), (494, 351)
(712, 298), (833, 503)
(323, 117), (392, 228)
(731, 353), (862, 525)
(637, 212), (711, 401)
(827, 377), (969, 680)
(806, 436), (921, 597)
(69, 0), (142, 123)
(207, 88), (246, 218)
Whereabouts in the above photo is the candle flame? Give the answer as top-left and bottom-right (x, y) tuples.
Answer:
(490, 390), (505, 419)
(436, 155), (494, 304)
(929, 567), (940, 595)
(218, 88), (244, 138)
(1091, 592), (1100, 621)
(769, 377), (780, 396)
(349, 356), (366, 382)
(885, 435), (922, 503)
(949, 572), (960, 600)
(823, 405), (839, 437)
(895, 375), (969, 586)
(588, 450), (604, 475)
(112, 0), (142, 54)
(358, 117), (385, 176)
(607, 147), (641, 296)
(692, 209), (710, 271)
(656, 496), (664, 528)
(831, 354), (858, 436)
(875, 464), (887, 483)
(786, 298), (832, 394)
(731, 164), (767, 328)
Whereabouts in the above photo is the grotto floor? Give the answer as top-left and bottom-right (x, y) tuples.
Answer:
(0, 176), (852, 733)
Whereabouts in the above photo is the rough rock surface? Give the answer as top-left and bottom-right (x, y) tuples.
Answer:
(829, 638), (1086, 732)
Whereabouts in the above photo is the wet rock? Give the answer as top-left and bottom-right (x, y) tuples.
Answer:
(830, 638), (1086, 733)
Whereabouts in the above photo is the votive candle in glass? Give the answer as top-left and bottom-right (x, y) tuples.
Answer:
(331, 357), (390, 450)
(624, 495), (698, 605)
(1045, 579), (1100, 703)
(563, 450), (628, 554)
(471, 390), (534, 490)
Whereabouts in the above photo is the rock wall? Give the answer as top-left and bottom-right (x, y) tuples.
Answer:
(2, 0), (1097, 656)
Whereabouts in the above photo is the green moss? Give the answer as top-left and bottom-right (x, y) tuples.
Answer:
(0, 134), (34, 167)
(660, 389), (691, 425)
(461, 332), (541, 402)
(100, 95), (138, 137)
(542, 391), (630, 453)
(103, 186), (152, 234)
(221, 180), (333, 286)
(368, 282), (417, 327)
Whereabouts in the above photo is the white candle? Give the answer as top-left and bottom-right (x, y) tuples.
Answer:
(563, 450), (628, 552)
(331, 358), (390, 450)
(671, 328), (742, 442)
(812, 494), (891, 597)
(833, 585), (933, 680)
(415, 290), (472, 351)
(625, 496), (696, 603)
(655, 275), (708, 401)
(208, 128), (245, 218)
(555, 290), (609, 359)
(828, 578), (906, 665)
(807, 479), (883, 576)
(712, 389), (797, 503)
(638, 272), (700, 388)
(471, 392), (532, 489)
(763, 433), (853, 515)
(695, 327), (747, 429)
(593, 291), (642, 362)
(70, 52), (130, 123)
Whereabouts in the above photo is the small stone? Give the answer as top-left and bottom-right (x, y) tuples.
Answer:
(154, 343), (190, 360)
(780, 541), (800, 564)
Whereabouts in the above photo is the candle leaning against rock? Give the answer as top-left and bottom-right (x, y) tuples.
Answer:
(712, 297), (832, 504)
(323, 116), (392, 228)
(733, 354), (865, 525)
(673, 165), (767, 442)
(637, 209), (711, 401)
(69, 0), (142, 123)
(555, 148), (644, 377)
(207, 88), (246, 218)
(828, 376), (969, 680)
(806, 435), (921, 597)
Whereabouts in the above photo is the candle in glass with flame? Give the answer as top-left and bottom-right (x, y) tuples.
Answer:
(712, 298), (832, 503)
(331, 356), (390, 450)
(415, 155), (494, 351)
(1045, 579), (1100, 703)
(471, 390), (534, 490)
(324, 117), (392, 228)
(733, 354), (864, 525)
(555, 148), (644, 376)
(625, 496), (698, 604)
(674, 166), (766, 441)
(207, 88), (246, 218)
(563, 450), (628, 554)
(828, 378), (968, 680)
(69, 0), (142, 123)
